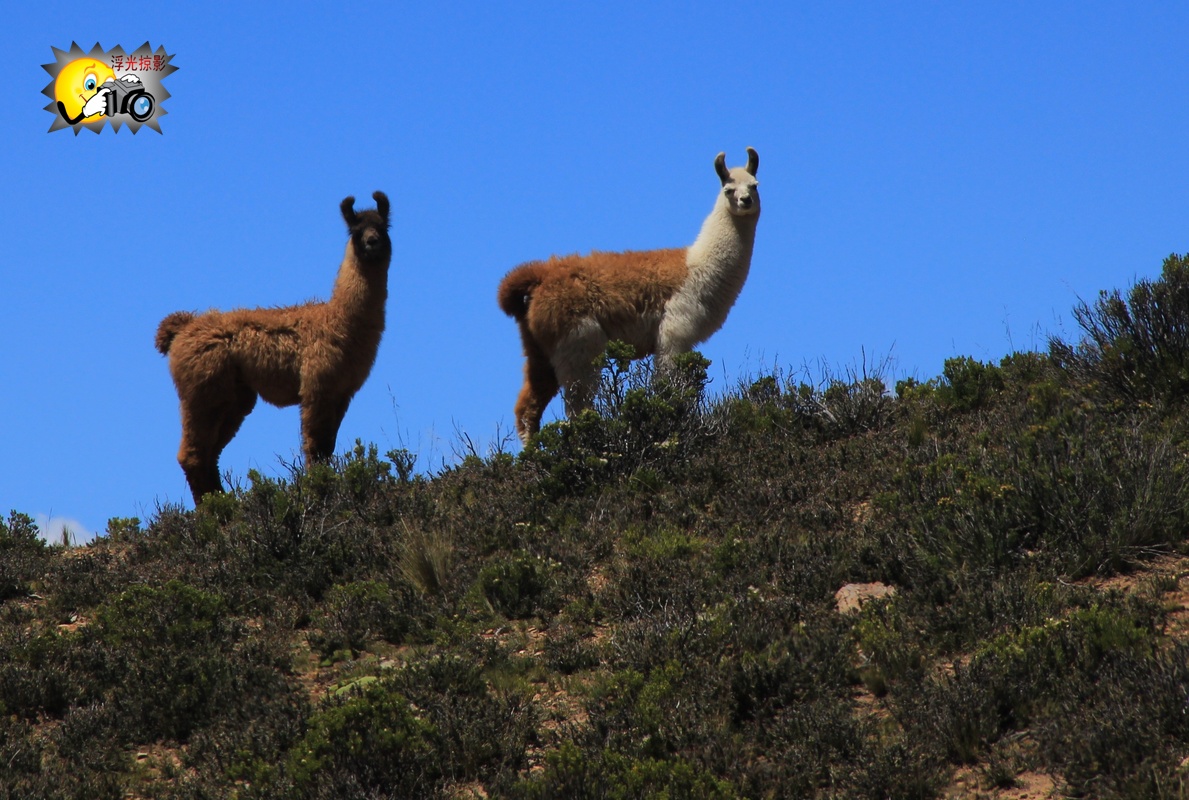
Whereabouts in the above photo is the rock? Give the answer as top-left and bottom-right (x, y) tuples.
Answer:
(835, 582), (895, 614)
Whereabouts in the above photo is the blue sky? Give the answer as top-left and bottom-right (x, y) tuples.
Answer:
(5, 3), (1189, 541)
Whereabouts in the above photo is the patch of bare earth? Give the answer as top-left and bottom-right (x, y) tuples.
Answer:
(851, 684), (892, 723)
(1083, 554), (1189, 640)
(945, 767), (1060, 799)
(123, 743), (196, 800)
(443, 781), (490, 798)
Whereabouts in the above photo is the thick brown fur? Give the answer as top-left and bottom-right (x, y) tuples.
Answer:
(498, 248), (688, 351)
(157, 191), (392, 504)
(498, 149), (761, 444)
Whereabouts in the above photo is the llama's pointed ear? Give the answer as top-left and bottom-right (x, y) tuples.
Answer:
(746, 147), (759, 177)
(340, 196), (357, 226)
(372, 191), (390, 224)
(715, 152), (730, 185)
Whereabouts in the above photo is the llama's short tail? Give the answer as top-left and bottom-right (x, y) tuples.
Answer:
(155, 311), (197, 355)
(497, 262), (545, 320)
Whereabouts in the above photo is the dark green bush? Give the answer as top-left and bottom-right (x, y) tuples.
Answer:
(937, 356), (1004, 411)
(0, 625), (99, 718)
(280, 678), (441, 797)
(511, 742), (738, 799)
(0, 511), (48, 600)
(308, 579), (423, 658)
(266, 654), (533, 798)
(477, 550), (561, 620)
(898, 600), (1159, 768)
(95, 580), (288, 742)
(391, 652), (535, 783)
(1051, 252), (1189, 404)
(1044, 642), (1189, 797)
(542, 625), (602, 674)
(0, 710), (126, 799)
(519, 343), (716, 498)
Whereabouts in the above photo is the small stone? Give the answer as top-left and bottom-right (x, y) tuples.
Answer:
(835, 582), (895, 614)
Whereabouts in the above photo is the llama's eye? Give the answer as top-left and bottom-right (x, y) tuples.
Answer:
(724, 187), (736, 195)
(84, 74), (97, 91)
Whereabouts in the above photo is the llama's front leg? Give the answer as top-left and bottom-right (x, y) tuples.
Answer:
(552, 319), (607, 421)
(561, 365), (599, 419)
(300, 397), (350, 463)
(654, 316), (698, 377)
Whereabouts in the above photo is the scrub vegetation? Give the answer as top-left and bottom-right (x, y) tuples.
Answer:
(5, 256), (1189, 798)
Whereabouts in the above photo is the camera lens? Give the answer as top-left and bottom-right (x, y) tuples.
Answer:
(130, 93), (154, 122)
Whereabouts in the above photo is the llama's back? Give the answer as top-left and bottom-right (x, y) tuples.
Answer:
(162, 303), (330, 406)
(502, 247), (687, 344)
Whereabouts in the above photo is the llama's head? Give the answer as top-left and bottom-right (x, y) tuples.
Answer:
(714, 147), (760, 218)
(340, 191), (392, 266)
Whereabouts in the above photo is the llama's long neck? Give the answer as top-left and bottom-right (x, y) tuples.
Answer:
(679, 198), (759, 333)
(329, 244), (388, 343)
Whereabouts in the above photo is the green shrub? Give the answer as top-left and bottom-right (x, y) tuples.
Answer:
(937, 356), (1004, 411)
(854, 597), (927, 691)
(1051, 252), (1189, 404)
(266, 653), (533, 796)
(1044, 642), (1189, 796)
(0, 628), (86, 719)
(308, 579), (423, 658)
(0, 511), (47, 601)
(281, 678), (440, 797)
(542, 626), (602, 674)
(512, 742), (738, 799)
(104, 516), (141, 542)
(519, 343), (715, 499)
(902, 602), (1159, 766)
(95, 581), (279, 742)
(392, 653), (535, 782)
(477, 550), (561, 620)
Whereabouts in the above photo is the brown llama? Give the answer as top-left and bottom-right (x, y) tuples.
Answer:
(156, 191), (392, 504)
(498, 148), (761, 443)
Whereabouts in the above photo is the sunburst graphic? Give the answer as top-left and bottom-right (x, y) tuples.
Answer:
(42, 42), (177, 134)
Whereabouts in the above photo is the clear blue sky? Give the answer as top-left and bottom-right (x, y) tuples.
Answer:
(5, 3), (1189, 541)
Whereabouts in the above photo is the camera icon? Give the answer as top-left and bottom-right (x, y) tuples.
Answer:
(102, 77), (155, 122)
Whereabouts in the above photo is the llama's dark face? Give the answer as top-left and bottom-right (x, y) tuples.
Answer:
(340, 192), (392, 267)
(715, 148), (761, 218)
(351, 211), (391, 264)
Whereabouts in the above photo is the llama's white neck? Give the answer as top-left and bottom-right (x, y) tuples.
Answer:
(678, 197), (758, 333)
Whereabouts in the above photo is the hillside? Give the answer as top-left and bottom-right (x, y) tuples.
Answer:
(5, 258), (1189, 799)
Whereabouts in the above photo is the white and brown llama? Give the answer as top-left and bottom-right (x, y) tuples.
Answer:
(155, 191), (392, 504)
(498, 148), (761, 443)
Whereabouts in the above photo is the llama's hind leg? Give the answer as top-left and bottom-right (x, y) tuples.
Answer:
(177, 386), (256, 505)
(177, 403), (226, 505)
(514, 350), (560, 444)
(215, 383), (258, 453)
